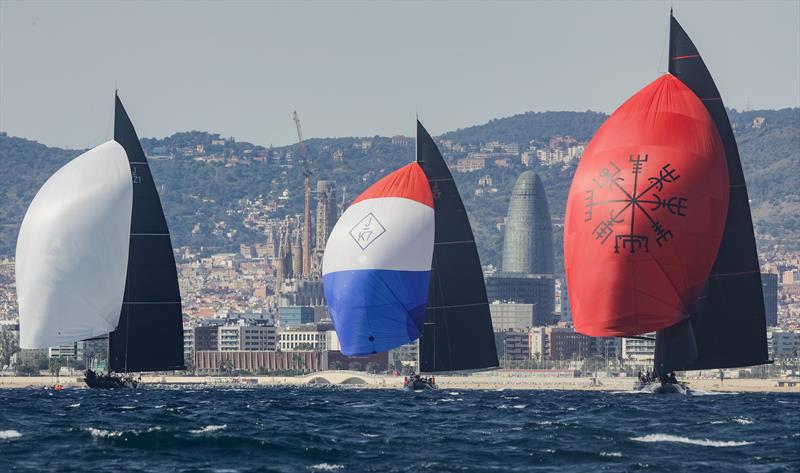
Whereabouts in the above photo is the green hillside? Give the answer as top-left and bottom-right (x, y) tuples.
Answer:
(1, 108), (797, 277)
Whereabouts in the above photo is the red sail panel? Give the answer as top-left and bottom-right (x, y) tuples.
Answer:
(564, 74), (728, 337)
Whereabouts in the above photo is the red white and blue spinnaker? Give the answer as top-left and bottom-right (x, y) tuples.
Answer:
(322, 163), (434, 356)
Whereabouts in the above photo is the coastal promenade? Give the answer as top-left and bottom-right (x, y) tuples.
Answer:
(1, 371), (798, 393)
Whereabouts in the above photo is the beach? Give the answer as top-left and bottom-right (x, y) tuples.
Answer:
(2, 372), (798, 393)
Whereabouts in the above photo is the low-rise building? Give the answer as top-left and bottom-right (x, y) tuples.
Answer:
(490, 302), (535, 331)
(768, 329), (799, 359)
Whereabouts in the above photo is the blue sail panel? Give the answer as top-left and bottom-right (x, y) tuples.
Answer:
(321, 163), (434, 356)
(323, 269), (430, 355)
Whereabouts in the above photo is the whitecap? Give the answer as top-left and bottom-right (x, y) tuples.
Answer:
(512, 404), (527, 409)
(689, 390), (739, 396)
(448, 392), (460, 395)
(360, 432), (379, 438)
(68, 403), (80, 408)
(309, 464), (343, 471)
(86, 427), (123, 438)
(600, 451), (622, 457)
(86, 426), (160, 438)
(631, 434), (753, 447)
(734, 418), (754, 425)
(0, 430), (22, 440)
(118, 405), (136, 410)
(191, 424), (227, 434)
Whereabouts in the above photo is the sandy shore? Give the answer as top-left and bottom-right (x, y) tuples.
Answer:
(1, 372), (798, 393)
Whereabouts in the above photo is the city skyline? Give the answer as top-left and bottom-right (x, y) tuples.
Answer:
(1, 1), (798, 149)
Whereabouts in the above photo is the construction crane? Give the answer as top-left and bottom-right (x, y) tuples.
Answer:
(293, 111), (312, 278)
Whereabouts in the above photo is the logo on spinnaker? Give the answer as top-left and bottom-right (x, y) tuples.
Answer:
(349, 212), (386, 250)
(583, 154), (688, 254)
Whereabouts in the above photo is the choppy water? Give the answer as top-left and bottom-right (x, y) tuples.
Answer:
(0, 387), (798, 472)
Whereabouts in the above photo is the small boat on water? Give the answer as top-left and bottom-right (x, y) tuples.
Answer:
(564, 11), (770, 394)
(322, 121), (498, 388)
(16, 93), (185, 389)
(404, 374), (437, 391)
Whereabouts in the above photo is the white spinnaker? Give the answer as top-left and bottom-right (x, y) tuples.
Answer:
(16, 140), (133, 349)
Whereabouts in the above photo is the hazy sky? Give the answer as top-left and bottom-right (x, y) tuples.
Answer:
(1, 1), (798, 149)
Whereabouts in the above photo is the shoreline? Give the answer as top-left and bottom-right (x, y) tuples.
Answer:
(1, 373), (798, 393)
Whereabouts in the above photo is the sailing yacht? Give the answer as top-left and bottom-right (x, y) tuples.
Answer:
(564, 12), (769, 394)
(322, 121), (498, 389)
(16, 93), (184, 388)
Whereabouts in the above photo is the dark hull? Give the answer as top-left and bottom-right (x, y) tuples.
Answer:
(83, 371), (138, 389)
(405, 379), (437, 391)
(634, 380), (688, 395)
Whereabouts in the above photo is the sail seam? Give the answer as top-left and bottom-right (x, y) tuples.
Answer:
(708, 270), (761, 278)
(122, 301), (181, 304)
(428, 302), (487, 310)
(434, 240), (474, 245)
(671, 54), (700, 60)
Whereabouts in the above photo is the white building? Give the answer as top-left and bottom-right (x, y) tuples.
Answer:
(622, 334), (656, 362)
(278, 325), (330, 351)
(490, 302), (535, 331)
(218, 323), (276, 351)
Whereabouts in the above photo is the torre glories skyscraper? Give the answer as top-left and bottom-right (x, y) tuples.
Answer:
(486, 171), (556, 326)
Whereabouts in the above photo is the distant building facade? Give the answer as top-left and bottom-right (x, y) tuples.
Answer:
(485, 273), (556, 326)
(315, 180), (337, 256)
(489, 302), (535, 331)
(494, 331), (530, 362)
(502, 171), (554, 275)
(489, 171), (556, 325)
(279, 306), (315, 326)
(762, 272), (778, 327)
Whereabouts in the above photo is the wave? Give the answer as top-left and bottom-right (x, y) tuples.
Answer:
(600, 451), (622, 457)
(190, 424), (227, 434)
(733, 418), (754, 425)
(631, 434), (753, 447)
(309, 464), (343, 471)
(0, 430), (22, 439)
(68, 403), (80, 408)
(689, 390), (739, 396)
(86, 426), (161, 438)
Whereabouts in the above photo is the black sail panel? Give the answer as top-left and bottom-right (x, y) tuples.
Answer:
(416, 121), (498, 372)
(656, 14), (768, 373)
(109, 93), (184, 372)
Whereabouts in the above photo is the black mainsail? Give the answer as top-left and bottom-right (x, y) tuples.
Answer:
(108, 93), (185, 372)
(654, 13), (769, 374)
(416, 121), (498, 372)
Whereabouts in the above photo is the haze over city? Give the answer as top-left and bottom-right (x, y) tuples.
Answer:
(1, 0), (799, 149)
(1, 2), (799, 472)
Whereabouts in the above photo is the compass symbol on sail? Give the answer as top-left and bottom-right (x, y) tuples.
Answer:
(583, 154), (688, 254)
(349, 212), (386, 250)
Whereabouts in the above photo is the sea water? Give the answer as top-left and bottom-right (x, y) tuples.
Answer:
(0, 387), (797, 472)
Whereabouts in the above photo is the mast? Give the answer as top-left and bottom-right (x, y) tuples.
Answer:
(108, 93), (185, 373)
(654, 13), (769, 374)
(416, 121), (498, 372)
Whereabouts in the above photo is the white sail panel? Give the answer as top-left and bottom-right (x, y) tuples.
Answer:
(16, 140), (133, 348)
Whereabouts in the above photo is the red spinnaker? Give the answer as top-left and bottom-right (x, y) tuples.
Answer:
(565, 74), (729, 337)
